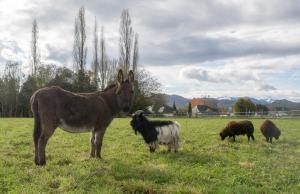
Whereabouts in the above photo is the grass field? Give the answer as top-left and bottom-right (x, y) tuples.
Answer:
(0, 118), (299, 193)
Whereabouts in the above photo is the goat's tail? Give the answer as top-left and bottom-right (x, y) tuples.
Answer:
(31, 93), (41, 145)
(173, 121), (180, 150)
(173, 121), (180, 135)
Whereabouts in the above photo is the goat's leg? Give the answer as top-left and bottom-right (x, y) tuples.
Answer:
(174, 141), (179, 153)
(167, 144), (172, 152)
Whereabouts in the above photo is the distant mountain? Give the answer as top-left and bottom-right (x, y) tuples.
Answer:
(163, 94), (190, 107)
(248, 97), (272, 105)
(162, 94), (300, 110)
(268, 99), (300, 110)
(217, 99), (236, 109)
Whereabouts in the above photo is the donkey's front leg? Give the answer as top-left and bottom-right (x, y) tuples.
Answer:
(90, 131), (95, 157)
(94, 128), (106, 159)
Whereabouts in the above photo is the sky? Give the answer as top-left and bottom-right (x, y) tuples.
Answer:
(0, 0), (300, 101)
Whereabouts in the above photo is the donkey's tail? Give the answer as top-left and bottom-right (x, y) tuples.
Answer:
(31, 93), (41, 145)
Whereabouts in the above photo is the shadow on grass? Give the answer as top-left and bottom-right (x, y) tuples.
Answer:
(111, 161), (173, 184)
(155, 150), (233, 167)
(277, 139), (300, 147)
(72, 161), (177, 194)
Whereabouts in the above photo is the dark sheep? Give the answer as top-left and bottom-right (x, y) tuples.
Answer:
(260, 120), (281, 143)
(219, 120), (255, 141)
(130, 110), (180, 153)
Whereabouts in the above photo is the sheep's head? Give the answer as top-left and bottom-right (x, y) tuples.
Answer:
(274, 129), (281, 140)
(219, 131), (226, 140)
(130, 110), (145, 135)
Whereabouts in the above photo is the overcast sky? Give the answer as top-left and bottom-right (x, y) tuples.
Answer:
(1, 0), (300, 101)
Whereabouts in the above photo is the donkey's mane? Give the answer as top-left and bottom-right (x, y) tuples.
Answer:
(102, 84), (117, 92)
(102, 80), (130, 92)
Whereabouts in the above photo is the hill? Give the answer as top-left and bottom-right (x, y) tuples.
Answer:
(163, 94), (300, 110)
(163, 94), (190, 107)
(267, 99), (300, 110)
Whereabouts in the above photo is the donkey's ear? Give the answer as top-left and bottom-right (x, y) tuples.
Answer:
(116, 69), (123, 94)
(128, 70), (134, 83)
(117, 69), (124, 83)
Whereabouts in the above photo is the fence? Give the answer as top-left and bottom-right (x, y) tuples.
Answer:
(143, 110), (300, 119)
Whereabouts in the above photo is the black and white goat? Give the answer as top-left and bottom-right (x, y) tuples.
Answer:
(130, 110), (180, 153)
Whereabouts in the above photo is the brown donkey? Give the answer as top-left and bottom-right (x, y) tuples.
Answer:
(30, 70), (134, 165)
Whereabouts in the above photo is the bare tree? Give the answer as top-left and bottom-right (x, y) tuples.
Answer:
(98, 27), (118, 90)
(106, 58), (118, 86)
(92, 16), (99, 85)
(31, 19), (40, 76)
(99, 26), (107, 90)
(73, 7), (87, 74)
(132, 33), (139, 74)
(119, 9), (133, 76)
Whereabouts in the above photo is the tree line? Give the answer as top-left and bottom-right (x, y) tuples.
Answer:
(233, 98), (269, 115)
(0, 8), (161, 117)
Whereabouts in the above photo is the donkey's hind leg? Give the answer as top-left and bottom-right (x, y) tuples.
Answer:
(94, 128), (107, 159)
(33, 121), (41, 165)
(37, 122), (57, 165)
(34, 136), (40, 165)
(90, 131), (96, 157)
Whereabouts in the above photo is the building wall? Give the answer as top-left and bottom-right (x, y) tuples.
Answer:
(191, 98), (218, 109)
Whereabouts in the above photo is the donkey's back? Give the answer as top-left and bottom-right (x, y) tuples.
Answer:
(31, 86), (106, 132)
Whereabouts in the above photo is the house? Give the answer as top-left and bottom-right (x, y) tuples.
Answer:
(158, 104), (175, 116)
(192, 105), (218, 116)
(191, 97), (218, 109)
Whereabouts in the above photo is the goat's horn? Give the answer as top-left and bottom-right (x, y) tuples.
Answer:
(134, 110), (144, 115)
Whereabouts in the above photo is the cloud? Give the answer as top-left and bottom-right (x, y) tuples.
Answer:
(179, 65), (278, 93)
(258, 83), (277, 91)
(142, 35), (300, 66)
(181, 66), (259, 84)
(0, 40), (25, 64)
(45, 44), (71, 65)
(0, 0), (300, 101)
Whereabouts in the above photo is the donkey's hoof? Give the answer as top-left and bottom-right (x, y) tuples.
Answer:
(39, 160), (46, 166)
(34, 159), (39, 165)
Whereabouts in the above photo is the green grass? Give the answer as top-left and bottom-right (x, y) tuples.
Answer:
(0, 118), (300, 193)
